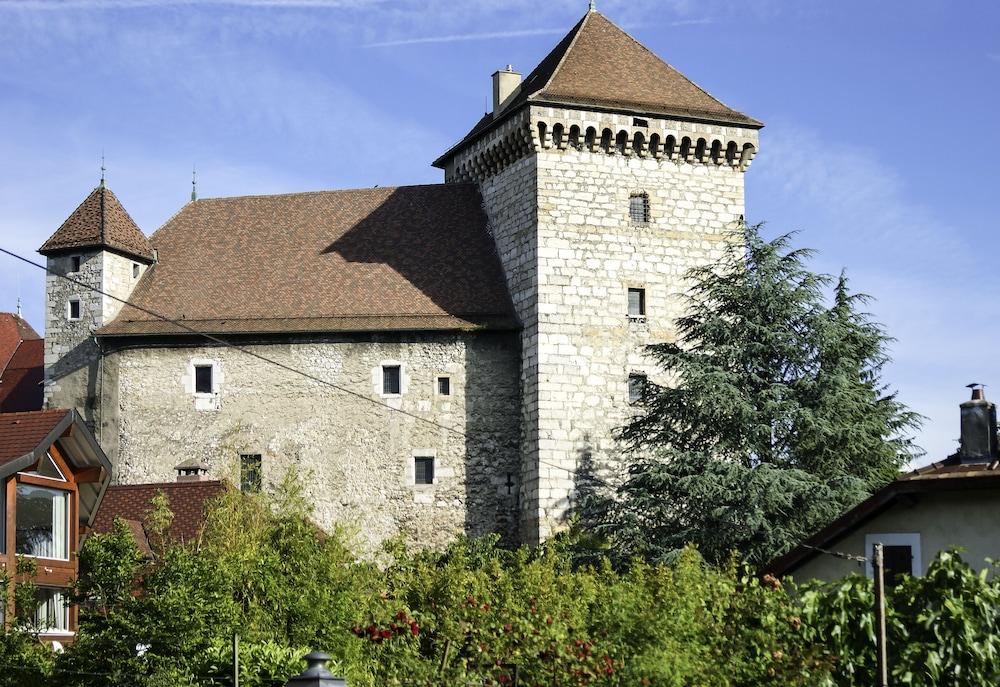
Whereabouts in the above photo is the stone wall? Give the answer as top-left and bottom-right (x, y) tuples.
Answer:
(107, 331), (521, 550)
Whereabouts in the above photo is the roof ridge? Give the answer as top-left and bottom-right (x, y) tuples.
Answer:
(532, 10), (591, 100)
(194, 181), (476, 204)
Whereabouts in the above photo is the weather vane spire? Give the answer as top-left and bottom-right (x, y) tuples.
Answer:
(191, 165), (197, 202)
(589, 0), (596, 10)
(99, 151), (106, 189)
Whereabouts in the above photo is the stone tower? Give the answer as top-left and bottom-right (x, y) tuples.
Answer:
(38, 183), (154, 450)
(434, 9), (762, 543)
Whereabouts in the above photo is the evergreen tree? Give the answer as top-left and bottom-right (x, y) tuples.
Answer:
(588, 223), (920, 566)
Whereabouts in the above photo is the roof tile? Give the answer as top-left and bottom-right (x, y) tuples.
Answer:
(39, 186), (154, 262)
(0, 409), (70, 464)
(91, 481), (228, 544)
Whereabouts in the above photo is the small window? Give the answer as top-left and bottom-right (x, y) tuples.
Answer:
(628, 288), (646, 318)
(240, 454), (262, 493)
(383, 365), (401, 395)
(132, 263), (140, 278)
(628, 373), (647, 404)
(865, 533), (921, 584)
(16, 484), (69, 560)
(437, 376), (451, 396)
(33, 588), (69, 634)
(194, 365), (213, 394)
(414, 456), (435, 485)
(67, 298), (81, 321)
(632, 117), (648, 128)
(70, 256), (81, 273)
(629, 193), (649, 224)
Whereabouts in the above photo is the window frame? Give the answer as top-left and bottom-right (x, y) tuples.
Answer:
(629, 192), (650, 225)
(194, 364), (214, 395)
(132, 262), (140, 279)
(15, 483), (71, 562)
(413, 456), (435, 486)
(67, 297), (81, 321)
(864, 532), (921, 579)
(382, 365), (402, 396)
(69, 256), (81, 273)
(33, 586), (71, 635)
(436, 376), (452, 397)
(627, 373), (648, 404)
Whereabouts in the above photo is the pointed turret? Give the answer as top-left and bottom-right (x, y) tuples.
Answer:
(39, 185), (154, 262)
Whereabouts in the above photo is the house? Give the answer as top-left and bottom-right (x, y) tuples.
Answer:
(89, 463), (227, 556)
(37, 8), (761, 549)
(0, 311), (43, 413)
(0, 409), (112, 641)
(766, 387), (1000, 585)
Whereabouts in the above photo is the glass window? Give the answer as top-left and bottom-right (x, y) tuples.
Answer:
(628, 374), (647, 404)
(194, 365), (213, 394)
(628, 288), (646, 317)
(437, 377), (451, 396)
(383, 365), (401, 395)
(34, 588), (69, 633)
(16, 484), (69, 560)
(414, 457), (434, 485)
(240, 454), (262, 493)
(67, 298), (81, 321)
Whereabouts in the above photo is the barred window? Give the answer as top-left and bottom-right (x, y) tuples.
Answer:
(383, 365), (401, 395)
(629, 193), (649, 224)
(414, 456), (435, 485)
(628, 288), (646, 318)
(240, 453), (262, 493)
(437, 376), (451, 396)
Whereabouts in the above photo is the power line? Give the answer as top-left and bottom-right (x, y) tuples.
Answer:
(0, 246), (614, 489)
(802, 543), (867, 563)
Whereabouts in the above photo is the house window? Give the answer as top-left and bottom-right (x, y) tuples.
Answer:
(629, 193), (649, 224)
(628, 373), (647, 404)
(414, 456), (435, 485)
(70, 256), (81, 273)
(67, 297), (81, 321)
(865, 533), (921, 587)
(33, 588), (69, 634)
(15, 484), (69, 560)
(383, 365), (401, 395)
(240, 454), (262, 493)
(628, 288), (646, 318)
(194, 365), (213, 394)
(437, 376), (451, 396)
(132, 263), (140, 279)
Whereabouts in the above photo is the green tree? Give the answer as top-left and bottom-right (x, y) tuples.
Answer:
(588, 223), (920, 566)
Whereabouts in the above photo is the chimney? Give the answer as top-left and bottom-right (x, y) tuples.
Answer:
(959, 384), (999, 463)
(492, 65), (521, 115)
(174, 458), (211, 482)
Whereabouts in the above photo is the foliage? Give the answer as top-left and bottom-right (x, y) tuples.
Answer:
(583, 223), (921, 566)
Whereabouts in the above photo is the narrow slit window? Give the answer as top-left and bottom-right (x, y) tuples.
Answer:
(629, 193), (649, 224)
(383, 365), (401, 395)
(132, 263), (140, 279)
(240, 454), (262, 493)
(628, 288), (646, 318)
(437, 376), (451, 396)
(414, 456), (435, 485)
(194, 365), (213, 394)
(67, 298), (81, 321)
(628, 374), (647, 404)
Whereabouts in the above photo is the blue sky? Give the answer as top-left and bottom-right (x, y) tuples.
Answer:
(0, 0), (997, 463)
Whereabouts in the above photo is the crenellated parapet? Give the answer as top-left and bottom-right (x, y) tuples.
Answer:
(445, 105), (759, 184)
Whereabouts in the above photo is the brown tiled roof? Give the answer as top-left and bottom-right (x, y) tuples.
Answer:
(39, 186), (154, 262)
(0, 313), (40, 371)
(764, 456), (1000, 577)
(98, 184), (518, 337)
(435, 10), (760, 167)
(91, 480), (228, 545)
(0, 338), (44, 412)
(0, 409), (70, 464)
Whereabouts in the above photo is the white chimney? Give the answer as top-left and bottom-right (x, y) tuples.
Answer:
(492, 65), (521, 115)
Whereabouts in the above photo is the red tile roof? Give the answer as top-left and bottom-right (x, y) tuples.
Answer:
(0, 313), (43, 413)
(0, 409), (70, 464)
(97, 184), (518, 336)
(436, 10), (760, 168)
(38, 186), (154, 262)
(91, 481), (228, 544)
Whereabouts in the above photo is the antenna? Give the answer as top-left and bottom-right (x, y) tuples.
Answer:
(15, 296), (21, 318)
(191, 165), (197, 202)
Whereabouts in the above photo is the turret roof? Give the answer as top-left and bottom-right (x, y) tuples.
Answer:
(38, 185), (154, 262)
(435, 10), (760, 167)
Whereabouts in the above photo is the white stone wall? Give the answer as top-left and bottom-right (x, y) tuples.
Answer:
(110, 332), (521, 550)
(447, 104), (758, 542)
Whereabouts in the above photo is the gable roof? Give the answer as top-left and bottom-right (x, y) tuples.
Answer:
(0, 312), (40, 370)
(435, 10), (760, 168)
(90, 480), (228, 546)
(764, 457), (1000, 578)
(0, 409), (113, 522)
(38, 185), (155, 262)
(0, 337), (44, 413)
(97, 184), (518, 337)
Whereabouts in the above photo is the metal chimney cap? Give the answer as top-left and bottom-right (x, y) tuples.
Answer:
(966, 383), (987, 402)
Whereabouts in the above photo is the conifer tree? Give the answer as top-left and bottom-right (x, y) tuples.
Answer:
(590, 223), (920, 566)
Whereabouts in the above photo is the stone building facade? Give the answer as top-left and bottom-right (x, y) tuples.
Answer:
(38, 8), (761, 548)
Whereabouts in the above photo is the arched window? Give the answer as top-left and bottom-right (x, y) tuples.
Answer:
(537, 121), (548, 148)
(568, 125), (581, 149)
(648, 133), (661, 158)
(585, 127), (597, 151)
(695, 138), (707, 161)
(740, 142), (756, 167)
(710, 139), (722, 163)
(726, 141), (738, 165)
(679, 136), (692, 160)
(552, 123), (564, 149)
(615, 130), (629, 154)
(632, 132), (645, 156)
(664, 135), (676, 159)
(600, 128), (613, 152)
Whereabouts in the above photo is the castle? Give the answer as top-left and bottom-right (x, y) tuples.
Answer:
(38, 8), (760, 549)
